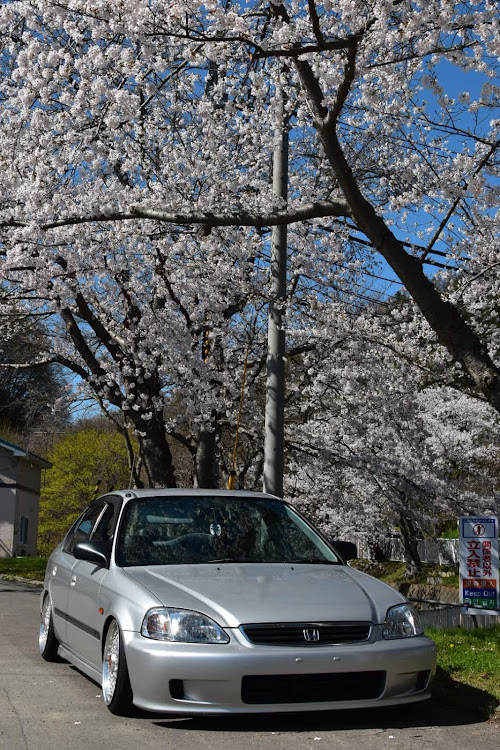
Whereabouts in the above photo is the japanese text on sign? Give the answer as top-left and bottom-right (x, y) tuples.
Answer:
(459, 516), (499, 612)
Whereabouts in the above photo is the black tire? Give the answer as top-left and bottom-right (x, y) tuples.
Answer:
(39, 595), (59, 662)
(102, 619), (134, 716)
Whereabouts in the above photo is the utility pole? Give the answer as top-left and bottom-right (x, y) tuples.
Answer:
(263, 81), (288, 498)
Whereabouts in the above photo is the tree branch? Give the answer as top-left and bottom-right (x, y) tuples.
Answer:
(0, 200), (351, 232)
(251, 38), (352, 59)
(0, 358), (57, 369)
(421, 138), (500, 263)
(307, 0), (325, 45)
(328, 38), (358, 126)
(0, 354), (88, 380)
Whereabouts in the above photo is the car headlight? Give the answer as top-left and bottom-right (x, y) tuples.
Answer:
(382, 603), (423, 639)
(141, 607), (230, 643)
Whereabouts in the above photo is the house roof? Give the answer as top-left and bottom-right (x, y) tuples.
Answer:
(0, 438), (52, 469)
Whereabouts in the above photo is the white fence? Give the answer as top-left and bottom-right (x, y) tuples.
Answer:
(355, 537), (459, 565)
(417, 607), (500, 629)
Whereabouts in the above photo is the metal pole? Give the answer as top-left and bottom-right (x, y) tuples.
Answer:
(263, 81), (288, 498)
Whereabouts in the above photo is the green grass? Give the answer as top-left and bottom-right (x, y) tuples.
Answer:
(0, 556), (48, 580)
(428, 625), (500, 717)
(352, 559), (460, 587)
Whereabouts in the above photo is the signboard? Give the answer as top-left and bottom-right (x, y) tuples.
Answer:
(459, 516), (499, 613)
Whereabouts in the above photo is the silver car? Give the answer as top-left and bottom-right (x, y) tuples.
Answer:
(39, 489), (436, 716)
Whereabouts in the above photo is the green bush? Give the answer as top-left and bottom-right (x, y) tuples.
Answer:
(38, 428), (134, 556)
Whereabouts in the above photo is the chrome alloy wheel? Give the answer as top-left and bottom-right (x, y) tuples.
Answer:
(102, 620), (120, 705)
(39, 597), (51, 654)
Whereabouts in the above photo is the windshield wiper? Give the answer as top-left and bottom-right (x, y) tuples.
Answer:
(283, 558), (338, 564)
(206, 557), (255, 563)
(205, 557), (339, 565)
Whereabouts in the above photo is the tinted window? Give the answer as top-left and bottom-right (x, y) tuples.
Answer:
(64, 504), (105, 555)
(116, 495), (340, 567)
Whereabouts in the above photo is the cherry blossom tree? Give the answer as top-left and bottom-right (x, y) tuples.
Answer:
(0, 1), (499, 487)
(0, 306), (67, 435)
(284, 297), (500, 572)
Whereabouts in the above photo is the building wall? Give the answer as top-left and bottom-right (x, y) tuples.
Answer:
(15, 461), (42, 557)
(17, 460), (42, 494)
(0, 450), (17, 483)
(0, 446), (46, 558)
(15, 488), (40, 556)
(0, 487), (16, 558)
(0, 451), (17, 557)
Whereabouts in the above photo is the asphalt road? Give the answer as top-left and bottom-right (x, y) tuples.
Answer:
(1, 577), (498, 750)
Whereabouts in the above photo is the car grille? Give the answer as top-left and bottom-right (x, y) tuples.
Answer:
(241, 671), (386, 704)
(240, 621), (371, 646)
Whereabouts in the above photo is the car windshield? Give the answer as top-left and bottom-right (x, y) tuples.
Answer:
(115, 495), (340, 566)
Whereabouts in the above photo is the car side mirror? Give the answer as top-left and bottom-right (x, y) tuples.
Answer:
(330, 540), (357, 561)
(73, 540), (111, 568)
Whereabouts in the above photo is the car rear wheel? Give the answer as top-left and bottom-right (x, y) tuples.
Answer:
(102, 619), (133, 715)
(39, 595), (59, 661)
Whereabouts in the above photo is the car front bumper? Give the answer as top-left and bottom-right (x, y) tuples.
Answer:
(122, 627), (436, 714)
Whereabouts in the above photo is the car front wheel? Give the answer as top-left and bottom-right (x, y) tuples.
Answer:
(39, 595), (59, 661)
(102, 619), (133, 716)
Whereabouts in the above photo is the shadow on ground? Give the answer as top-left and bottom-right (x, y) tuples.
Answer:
(430, 666), (499, 719)
(61, 630), (500, 732)
(146, 671), (498, 733)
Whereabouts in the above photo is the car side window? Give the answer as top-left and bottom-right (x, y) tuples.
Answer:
(92, 504), (116, 543)
(64, 504), (106, 555)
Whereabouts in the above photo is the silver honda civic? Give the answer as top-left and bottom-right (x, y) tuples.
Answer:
(39, 489), (436, 716)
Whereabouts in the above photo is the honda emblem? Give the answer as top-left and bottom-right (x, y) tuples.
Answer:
(303, 628), (320, 642)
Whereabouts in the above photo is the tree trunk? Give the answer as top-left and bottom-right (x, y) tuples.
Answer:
(367, 536), (387, 563)
(195, 424), (220, 488)
(398, 512), (423, 577)
(136, 415), (177, 488)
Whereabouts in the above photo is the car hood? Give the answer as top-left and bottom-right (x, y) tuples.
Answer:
(124, 564), (405, 627)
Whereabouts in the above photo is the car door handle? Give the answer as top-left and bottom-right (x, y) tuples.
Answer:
(70, 576), (76, 586)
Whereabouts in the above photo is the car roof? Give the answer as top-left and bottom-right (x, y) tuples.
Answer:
(107, 488), (282, 501)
